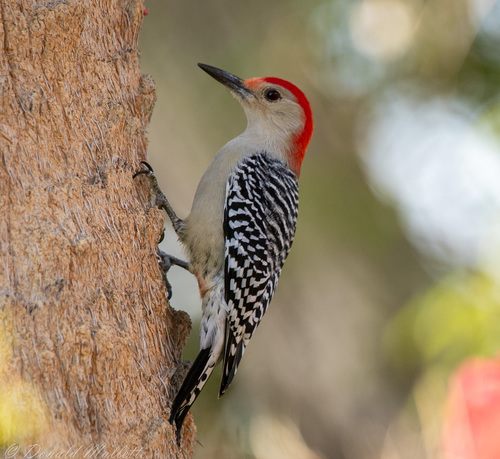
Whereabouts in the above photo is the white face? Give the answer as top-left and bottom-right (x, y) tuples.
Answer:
(239, 82), (306, 156)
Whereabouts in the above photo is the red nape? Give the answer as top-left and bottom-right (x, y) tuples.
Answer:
(244, 76), (314, 176)
(262, 77), (313, 175)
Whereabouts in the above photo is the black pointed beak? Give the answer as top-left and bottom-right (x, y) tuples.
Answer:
(198, 63), (253, 98)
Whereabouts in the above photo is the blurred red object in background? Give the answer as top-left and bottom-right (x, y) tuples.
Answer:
(442, 357), (500, 459)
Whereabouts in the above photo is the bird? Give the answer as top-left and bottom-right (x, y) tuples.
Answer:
(135, 63), (313, 444)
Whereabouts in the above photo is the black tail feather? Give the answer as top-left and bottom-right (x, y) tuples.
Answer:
(169, 347), (212, 445)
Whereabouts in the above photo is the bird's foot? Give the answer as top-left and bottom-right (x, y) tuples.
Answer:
(158, 249), (190, 299)
(134, 162), (189, 298)
(134, 161), (186, 235)
(133, 161), (169, 211)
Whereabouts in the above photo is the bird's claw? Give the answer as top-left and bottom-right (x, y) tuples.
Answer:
(134, 162), (175, 216)
(132, 161), (154, 178)
(158, 250), (190, 299)
(133, 162), (162, 203)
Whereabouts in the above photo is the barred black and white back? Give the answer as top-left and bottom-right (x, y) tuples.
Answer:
(169, 153), (299, 441)
(220, 153), (299, 395)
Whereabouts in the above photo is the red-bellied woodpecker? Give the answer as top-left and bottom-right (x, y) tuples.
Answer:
(135, 63), (313, 444)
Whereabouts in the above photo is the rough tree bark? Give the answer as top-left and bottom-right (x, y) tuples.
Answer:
(0, 0), (194, 456)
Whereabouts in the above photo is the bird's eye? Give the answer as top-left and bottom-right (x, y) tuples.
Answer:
(264, 89), (281, 102)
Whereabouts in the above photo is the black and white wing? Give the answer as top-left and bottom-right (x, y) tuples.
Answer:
(220, 153), (299, 395)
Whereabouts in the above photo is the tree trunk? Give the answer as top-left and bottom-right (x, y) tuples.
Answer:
(0, 0), (193, 456)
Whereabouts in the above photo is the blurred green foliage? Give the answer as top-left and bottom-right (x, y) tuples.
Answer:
(0, 312), (48, 448)
(385, 271), (500, 377)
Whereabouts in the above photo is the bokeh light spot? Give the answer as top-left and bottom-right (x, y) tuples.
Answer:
(350, 0), (417, 61)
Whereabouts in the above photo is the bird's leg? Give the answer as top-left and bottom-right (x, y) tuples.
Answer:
(158, 249), (190, 299)
(133, 161), (186, 236)
(134, 162), (190, 298)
